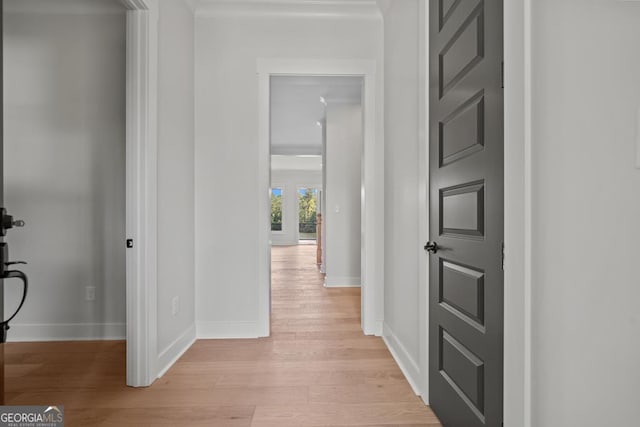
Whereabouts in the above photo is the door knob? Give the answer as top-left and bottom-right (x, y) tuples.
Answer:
(0, 207), (25, 236)
(424, 241), (439, 254)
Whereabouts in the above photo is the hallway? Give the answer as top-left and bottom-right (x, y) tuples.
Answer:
(4, 245), (439, 426)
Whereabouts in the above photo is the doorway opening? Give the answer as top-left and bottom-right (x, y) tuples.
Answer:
(267, 73), (366, 335)
(2, 0), (158, 389)
(257, 59), (381, 337)
(2, 0), (129, 391)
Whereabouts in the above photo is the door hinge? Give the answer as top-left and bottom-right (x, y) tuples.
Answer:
(501, 61), (504, 89)
(501, 242), (505, 271)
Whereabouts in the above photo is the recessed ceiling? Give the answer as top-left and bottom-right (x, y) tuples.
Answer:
(270, 75), (363, 156)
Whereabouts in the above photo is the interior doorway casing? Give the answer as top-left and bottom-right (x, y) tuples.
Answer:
(257, 59), (382, 336)
(122, 0), (159, 387)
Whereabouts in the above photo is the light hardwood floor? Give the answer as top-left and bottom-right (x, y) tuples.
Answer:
(5, 244), (440, 426)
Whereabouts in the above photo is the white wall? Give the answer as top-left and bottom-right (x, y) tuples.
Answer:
(270, 169), (322, 246)
(529, 1), (640, 426)
(3, 7), (127, 340)
(324, 103), (362, 287)
(379, 0), (423, 393)
(155, 0), (196, 373)
(194, 9), (382, 336)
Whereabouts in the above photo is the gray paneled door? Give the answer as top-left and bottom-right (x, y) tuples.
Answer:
(427, 0), (504, 426)
(1, 0), (5, 404)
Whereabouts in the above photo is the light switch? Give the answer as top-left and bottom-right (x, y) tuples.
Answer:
(335, 205), (340, 213)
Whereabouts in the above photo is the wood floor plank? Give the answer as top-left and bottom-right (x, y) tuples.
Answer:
(68, 406), (255, 427)
(251, 402), (439, 426)
(4, 245), (440, 426)
(309, 383), (418, 404)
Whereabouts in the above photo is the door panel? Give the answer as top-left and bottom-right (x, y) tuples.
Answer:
(429, 0), (503, 426)
(1, 0), (5, 404)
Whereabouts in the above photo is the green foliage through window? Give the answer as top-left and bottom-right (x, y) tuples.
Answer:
(298, 188), (318, 239)
(271, 188), (282, 231)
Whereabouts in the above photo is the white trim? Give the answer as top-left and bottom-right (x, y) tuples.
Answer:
(258, 69), (273, 339)
(636, 108), (640, 169)
(372, 320), (383, 336)
(417, 0), (430, 406)
(383, 323), (421, 396)
(196, 321), (262, 339)
(257, 58), (382, 337)
(523, 1), (533, 424)
(194, 0), (380, 19)
(504, 0), (532, 426)
(375, 0), (392, 16)
(7, 323), (126, 342)
(156, 324), (197, 378)
(123, 0), (159, 388)
(324, 276), (361, 287)
(4, 0), (126, 15)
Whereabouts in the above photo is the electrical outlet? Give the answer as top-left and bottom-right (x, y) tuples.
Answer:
(171, 296), (179, 317)
(86, 286), (96, 301)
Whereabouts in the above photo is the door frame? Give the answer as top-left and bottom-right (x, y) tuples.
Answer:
(503, 1), (533, 425)
(122, 0), (159, 387)
(257, 59), (383, 336)
(417, 1), (533, 425)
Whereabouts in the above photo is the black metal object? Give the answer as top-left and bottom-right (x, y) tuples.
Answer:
(424, 241), (439, 254)
(0, 242), (28, 343)
(0, 207), (24, 236)
(0, 269), (27, 343)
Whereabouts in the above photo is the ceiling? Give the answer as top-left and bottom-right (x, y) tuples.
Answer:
(270, 75), (363, 156)
(271, 155), (322, 171)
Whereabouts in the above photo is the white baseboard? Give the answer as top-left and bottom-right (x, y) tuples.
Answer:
(383, 322), (422, 396)
(156, 323), (196, 378)
(374, 320), (384, 336)
(7, 322), (126, 342)
(196, 320), (261, 338)
(324, 276), (361, 287)
(363, 320), (384, 337)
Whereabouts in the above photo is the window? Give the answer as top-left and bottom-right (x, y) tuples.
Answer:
(271, 187), (283, 231)
(298, 188), (318, 240)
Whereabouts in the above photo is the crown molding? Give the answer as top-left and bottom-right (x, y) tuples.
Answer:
(121, 0), (150, 9)
(4, 0), (126, 15)
(375, 0), (392, 15)
(194, 0), (380, 19)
